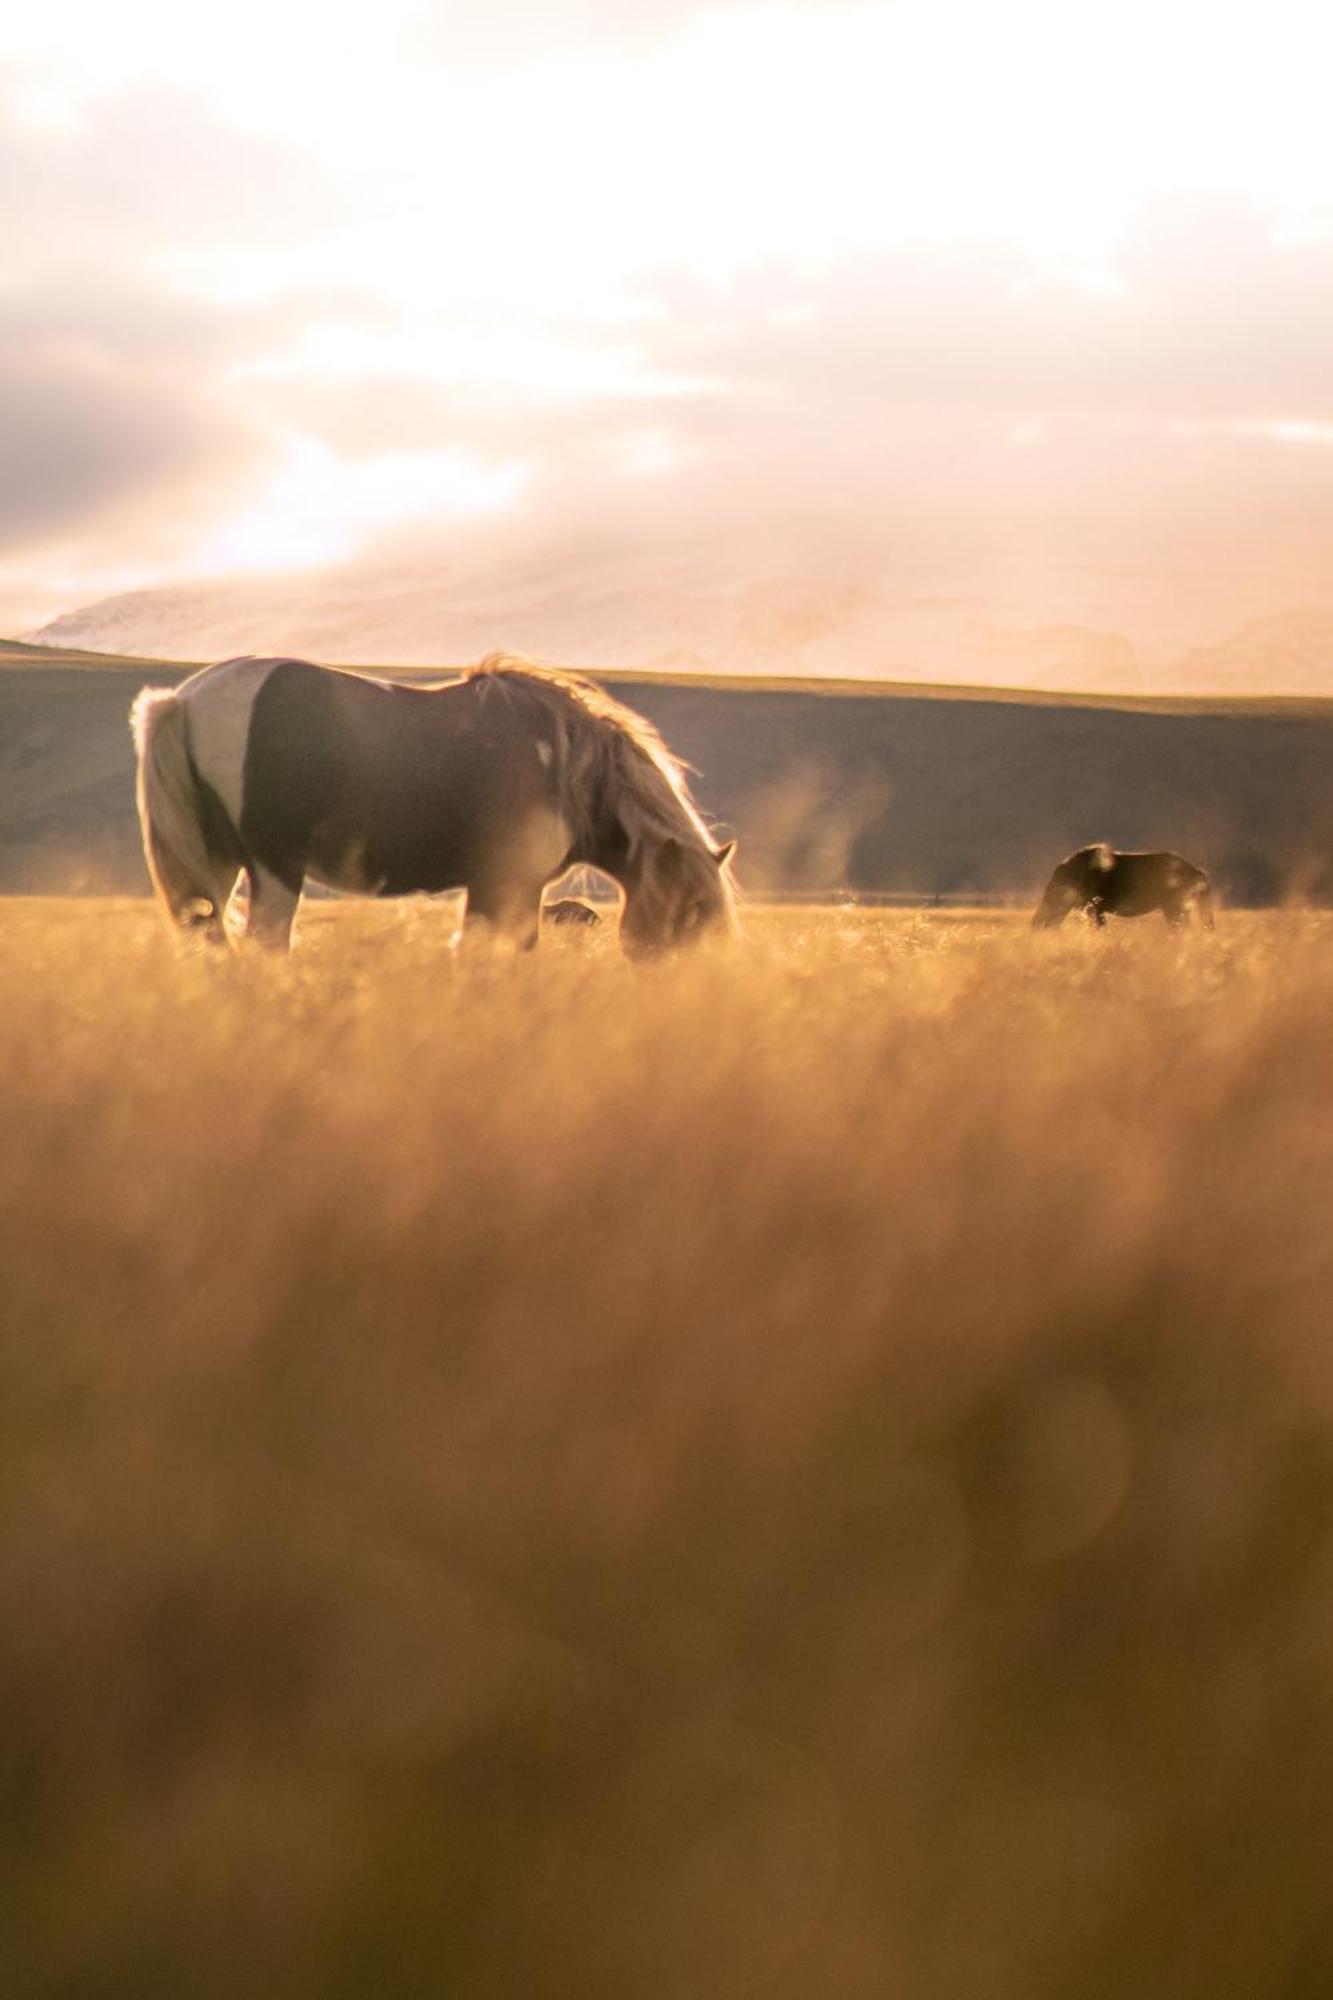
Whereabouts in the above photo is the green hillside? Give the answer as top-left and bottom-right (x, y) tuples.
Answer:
(3, 642), (1332, 901)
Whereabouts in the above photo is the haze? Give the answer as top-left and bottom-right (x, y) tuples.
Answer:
(7, 0), (1333, 686)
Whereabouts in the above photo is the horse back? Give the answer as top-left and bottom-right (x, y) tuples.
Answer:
(1108, 850), (1206, 908)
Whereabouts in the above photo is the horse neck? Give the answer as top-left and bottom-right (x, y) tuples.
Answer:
(563, 744), (675, 886)
(577, 801), (700, 889)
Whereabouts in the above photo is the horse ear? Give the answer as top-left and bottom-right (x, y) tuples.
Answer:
(713, 840), (736, 868)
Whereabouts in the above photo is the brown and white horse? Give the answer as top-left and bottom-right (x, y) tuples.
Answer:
(131, 654), (737, 954)
(1033, 844), (1215, 929)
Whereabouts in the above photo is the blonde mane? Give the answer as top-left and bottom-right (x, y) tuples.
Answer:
(460, 652), (725, 866)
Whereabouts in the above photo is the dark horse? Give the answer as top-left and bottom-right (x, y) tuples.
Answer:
(1033, 844), (1215, 929)
(132, 654), (736, 954)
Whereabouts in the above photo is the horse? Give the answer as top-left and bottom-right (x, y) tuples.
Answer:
(543, 898), (602, 929)
(131, 653), (737, 955)
(1033, 844), (1215, 930)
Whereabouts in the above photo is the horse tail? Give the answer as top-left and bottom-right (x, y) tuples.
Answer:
(131, 687), (234, 937)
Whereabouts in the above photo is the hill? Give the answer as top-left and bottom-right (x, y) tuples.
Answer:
(27, 555), (1333, 697)
(26, 560), (1155, 691)
(2, 641), (1331, 902)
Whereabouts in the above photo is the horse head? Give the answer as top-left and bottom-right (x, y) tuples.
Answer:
(619, 834), (738, 957)
(1032, 859), (1084, 928)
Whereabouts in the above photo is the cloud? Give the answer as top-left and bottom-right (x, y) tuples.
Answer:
(405, 0), (735, 64)
(0, 78), (339, 278)
(0, 75), (351, 556)
(9, 163), (1333, 655)
(235, 200), (1333, 478)
(259, 205), (1333, 532)
(635, 206), (1333, 427)
(0, 336), (262, 545)
(276, 204), (1333, 657)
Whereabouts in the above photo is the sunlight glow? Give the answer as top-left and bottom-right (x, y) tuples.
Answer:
(236, 324), (718, 406)
(12, 0), (1333, 290)
(186, 439), (531, 576)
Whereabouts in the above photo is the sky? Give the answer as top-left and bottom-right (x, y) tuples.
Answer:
(5, 0), (1333, 659)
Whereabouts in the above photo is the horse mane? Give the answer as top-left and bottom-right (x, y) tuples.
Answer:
(459, 652), (723, 865)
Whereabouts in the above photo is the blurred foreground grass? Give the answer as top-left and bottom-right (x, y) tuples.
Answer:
(3, 897), (1333, 1998)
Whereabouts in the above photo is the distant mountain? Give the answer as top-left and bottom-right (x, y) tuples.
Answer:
(1168, 612), (1333, 697)
(24, 557), (1333, 696)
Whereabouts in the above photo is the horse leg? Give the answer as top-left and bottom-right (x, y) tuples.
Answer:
(243, 862), (302, 949)
(464, 907), (542, 952)
(464, 808), (570, 952)
(464, 881), (543, 952)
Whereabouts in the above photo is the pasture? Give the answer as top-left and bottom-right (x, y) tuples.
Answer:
(4, 897), (1333, 1997)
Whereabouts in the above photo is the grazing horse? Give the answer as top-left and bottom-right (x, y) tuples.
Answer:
(1033, 844), (1215, 929)
(131, 654), (737, 954)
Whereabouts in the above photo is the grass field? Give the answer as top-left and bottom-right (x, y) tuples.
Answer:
(4, 898), (1333, 1997)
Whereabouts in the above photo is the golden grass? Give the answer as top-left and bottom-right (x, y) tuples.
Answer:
(4, 898), (1333, 1997)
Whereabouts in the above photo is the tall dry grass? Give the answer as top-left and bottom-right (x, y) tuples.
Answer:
(3, 898), (1333, 1998)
